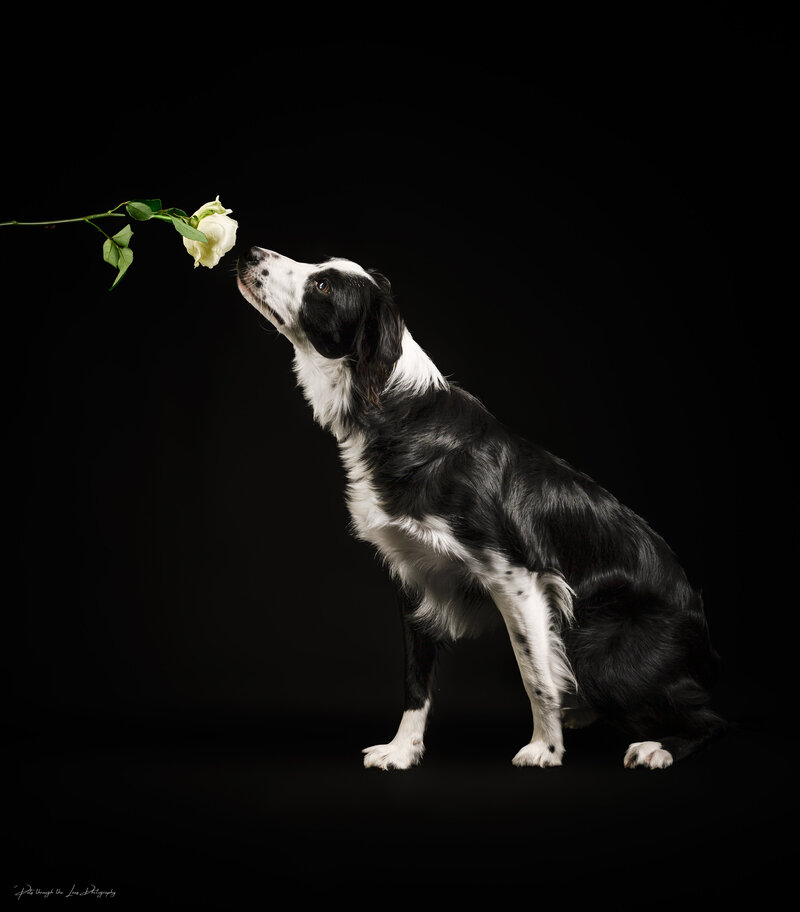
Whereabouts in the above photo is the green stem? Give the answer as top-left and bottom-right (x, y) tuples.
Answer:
(83, 218), (117, 243)
(0, 212), (129, 227)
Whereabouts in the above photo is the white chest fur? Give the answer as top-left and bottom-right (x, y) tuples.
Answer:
(338, 434), (496, 639)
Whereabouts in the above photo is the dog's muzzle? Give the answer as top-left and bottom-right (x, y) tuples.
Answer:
(237, 248), (286, 325)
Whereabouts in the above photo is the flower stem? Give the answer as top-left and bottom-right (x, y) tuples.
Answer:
(83, 219), (117, 243)
(0, 212), (128, 227)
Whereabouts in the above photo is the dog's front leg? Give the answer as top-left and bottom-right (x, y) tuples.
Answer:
(363, 589), (436, 770)
(491, 571), (572, 767)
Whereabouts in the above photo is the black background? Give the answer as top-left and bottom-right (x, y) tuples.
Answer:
(7, 10), (794, 906)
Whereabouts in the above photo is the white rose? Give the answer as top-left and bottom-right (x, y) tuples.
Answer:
(183, 196), (238, 268)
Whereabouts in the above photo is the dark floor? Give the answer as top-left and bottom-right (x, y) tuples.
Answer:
(10, 701), (791, 906)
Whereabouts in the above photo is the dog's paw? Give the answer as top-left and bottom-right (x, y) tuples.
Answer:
(624, 741), (674, 770)
(362, 739), (424, 771)
(512, 741), (564, 768)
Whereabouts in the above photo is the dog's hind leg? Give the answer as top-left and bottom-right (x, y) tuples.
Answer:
(623, 685), (727, 770)
(566, 585), (725, 769)
(491, 569), (576, 767)
(363, 589), (437, 770)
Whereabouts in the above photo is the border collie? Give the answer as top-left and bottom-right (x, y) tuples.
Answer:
(236, 247), (725, 770)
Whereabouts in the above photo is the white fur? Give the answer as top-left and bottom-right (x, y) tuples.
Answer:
(386, 329), (448, 398)
(341, 440), (488, 640)
(293, 348), (354, 439)
(293, 326), (446, 441)
(512, 742), (563, 768)
(362, 701), (430, 770)
(491, 571), (576, 767)
(624, 741), (674, 769)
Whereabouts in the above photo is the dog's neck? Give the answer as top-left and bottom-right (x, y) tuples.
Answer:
(292, 328), (447, 440)
(292, 347), (354, 439)
(387, 328), (448, 399)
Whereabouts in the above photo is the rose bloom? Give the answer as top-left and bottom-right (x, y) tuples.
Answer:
(183, 197), (238, 268)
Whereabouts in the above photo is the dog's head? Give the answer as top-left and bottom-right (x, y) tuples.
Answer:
(237, 247), (404, 406)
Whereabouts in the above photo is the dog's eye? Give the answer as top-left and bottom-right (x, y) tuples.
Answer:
(316, 279), (330, 294)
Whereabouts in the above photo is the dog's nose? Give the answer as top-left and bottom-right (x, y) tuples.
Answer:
(241, 246), (265, 267)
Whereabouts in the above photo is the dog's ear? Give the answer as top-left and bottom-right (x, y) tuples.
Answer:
(353, 270), (404, 407)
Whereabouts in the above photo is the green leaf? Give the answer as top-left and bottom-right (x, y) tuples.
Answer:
(102, 237), (119, 267)
(126, 201), (155, 221)
(169, 217), (208, 243)
(102, 231), (129, 267)
(130, 198), (162, 212)
(163, 207), (187, 218)
(112, 224), (133, 247)
(101, 224), (134, 289)
(109, 247), (134, 289)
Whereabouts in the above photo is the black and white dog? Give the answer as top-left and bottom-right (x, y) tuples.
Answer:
(237, 247), (724, 770)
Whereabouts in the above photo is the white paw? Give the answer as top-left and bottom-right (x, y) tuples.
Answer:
(624, 741), (674, 770)
(362, 738), (424, 770)
(512, 741), (564, 768)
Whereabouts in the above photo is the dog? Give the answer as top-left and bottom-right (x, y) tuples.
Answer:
(236, 247), (725, 770)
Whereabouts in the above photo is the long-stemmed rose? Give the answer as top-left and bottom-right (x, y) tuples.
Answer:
(0, 196), (238, 289)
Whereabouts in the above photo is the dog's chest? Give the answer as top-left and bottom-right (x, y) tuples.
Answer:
(339, 437), (466, 586)
(338, 435), (497, 639)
